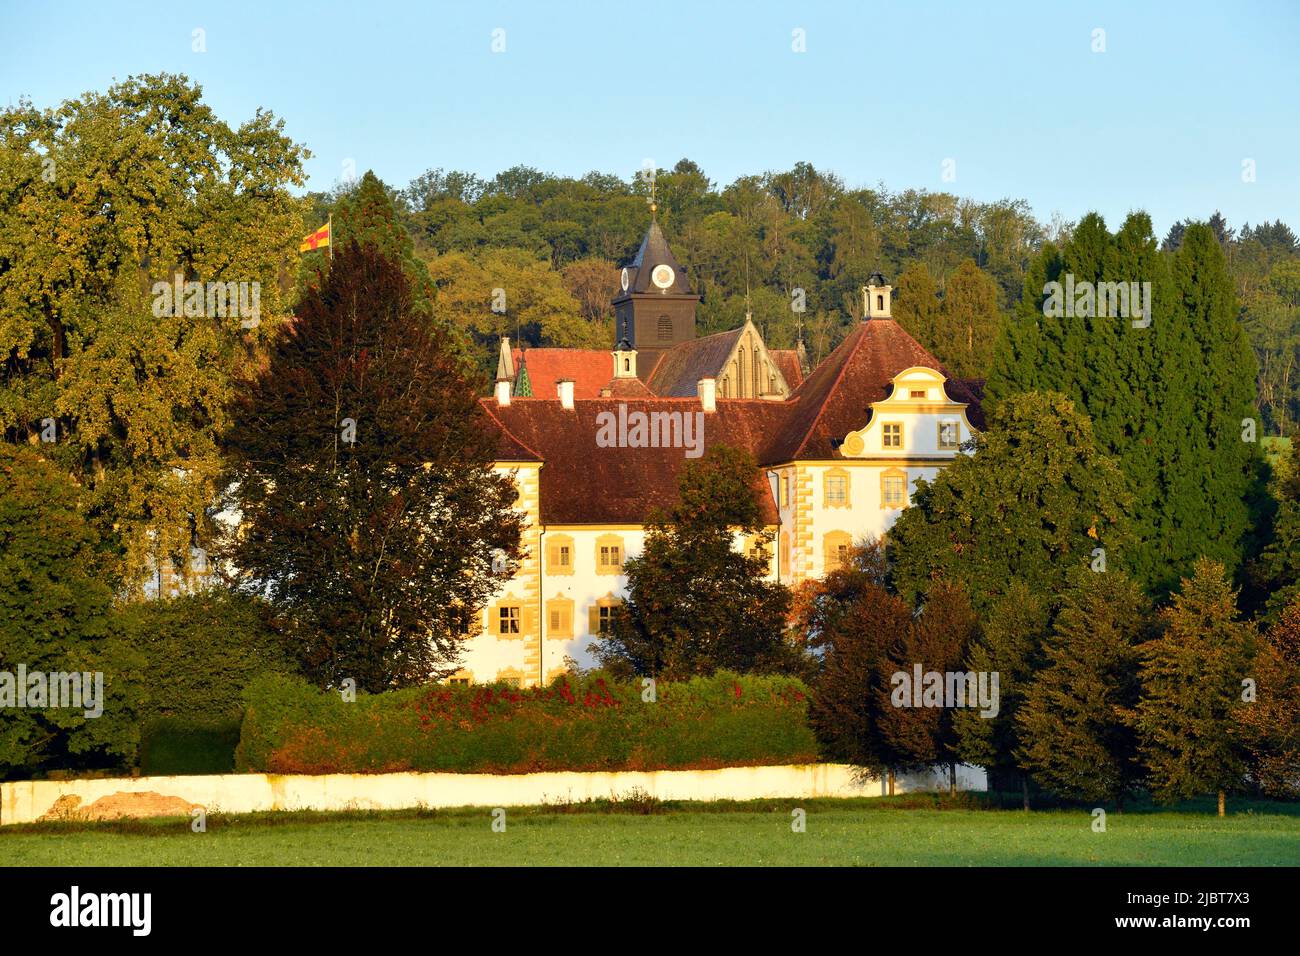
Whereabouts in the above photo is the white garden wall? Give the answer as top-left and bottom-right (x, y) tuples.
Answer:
(1, 763), (987, 825)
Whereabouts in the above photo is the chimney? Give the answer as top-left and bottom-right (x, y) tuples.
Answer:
(697, 377), (716, 413)
(494, 379), (511, 407)
(496, 336), (515, 380)
(557, 379), (575, 410)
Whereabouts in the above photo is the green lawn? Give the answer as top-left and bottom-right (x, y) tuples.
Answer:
(3, 795), (1298, 866)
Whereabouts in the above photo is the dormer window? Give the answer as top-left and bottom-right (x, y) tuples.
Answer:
(882, 422), (903, 448)
(909, 389), (927, 400)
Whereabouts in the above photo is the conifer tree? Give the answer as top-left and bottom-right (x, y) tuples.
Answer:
(936, 259), (1001, 379)
(892, 263), (941, 347)
(894, 260), (1000, 379)
(951, 582), (1053, 807)
(1157, 225), (1261, 590)
(1247, 440), (1300, 618)
(987, 215), (1261, 594)
(1132, 559), (1258, 815)
(1016, 570), (1149, 806)
(1236, 596), (1300, 798)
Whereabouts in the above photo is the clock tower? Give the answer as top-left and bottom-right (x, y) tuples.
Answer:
(612, 210), (699, 374)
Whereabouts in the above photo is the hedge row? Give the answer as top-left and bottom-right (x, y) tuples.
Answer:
(236, 671), (819, 774)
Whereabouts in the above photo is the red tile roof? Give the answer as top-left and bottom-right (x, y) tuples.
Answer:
(482, 321), (981, 523)
(769, 319), (952, 461)
(512, 348), (612, 399)
(480, 398), (787, 525)
(769, 349), (805, 391)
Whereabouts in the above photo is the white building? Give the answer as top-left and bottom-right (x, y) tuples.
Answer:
(464, 226), (983, 687)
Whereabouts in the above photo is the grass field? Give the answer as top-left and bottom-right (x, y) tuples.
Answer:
(3, 794), (1298, 866)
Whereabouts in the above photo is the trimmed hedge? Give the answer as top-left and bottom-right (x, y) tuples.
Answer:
(237, 671), (818, 774)
(117, 591), (297, 725)
(140, 716), (241, 776)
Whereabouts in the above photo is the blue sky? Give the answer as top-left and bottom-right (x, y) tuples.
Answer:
(3, 0), (1298, 236)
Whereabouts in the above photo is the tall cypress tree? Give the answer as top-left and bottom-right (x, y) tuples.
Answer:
(988, 215), (1260, 593)
(1157, 224), (1261, 588)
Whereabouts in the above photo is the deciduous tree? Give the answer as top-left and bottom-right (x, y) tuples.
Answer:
(223, 242), (523, 691)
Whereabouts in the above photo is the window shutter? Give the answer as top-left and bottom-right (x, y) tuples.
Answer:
(588, 605), (600, 635)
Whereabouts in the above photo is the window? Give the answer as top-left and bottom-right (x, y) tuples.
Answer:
(496, 671), (524, 688)
(657, 315), (673, 341)
(909, 389), (927, 400)
(589, 595), (623, 635)
(882, 422), (903, 448)
(547, 535), (575, 575)
(546, 596), (574, 639)
(623, 358), (631, 372)
(881, 470), (908, 509)
(938, 421), (960, 450)
(823, 531), (852, 572)
(824, 468), (850, 508)
(491, 599), (531, 640)
(782, 474), (791, 507)
(595, 534), (624, 575)
(876, 294), (884, 311)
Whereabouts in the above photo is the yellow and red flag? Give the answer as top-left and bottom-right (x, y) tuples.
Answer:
(299, 220), (331, 254)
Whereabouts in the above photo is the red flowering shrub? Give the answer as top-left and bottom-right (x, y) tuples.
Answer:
(236, 671), (817, 774)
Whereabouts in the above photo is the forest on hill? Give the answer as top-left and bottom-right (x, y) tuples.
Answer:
(309, 160), (1300, 433)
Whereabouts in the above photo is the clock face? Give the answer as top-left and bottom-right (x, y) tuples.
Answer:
(651, 264), (675, 289)
(620, 267), (629, 292)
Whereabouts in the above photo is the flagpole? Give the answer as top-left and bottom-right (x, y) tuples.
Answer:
(328, 212), (333, 261)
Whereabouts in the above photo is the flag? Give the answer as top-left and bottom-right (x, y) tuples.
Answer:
(299, 221), (331, 253)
